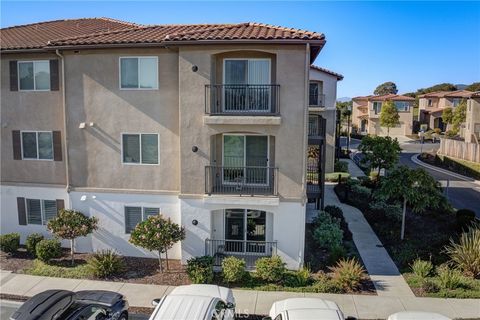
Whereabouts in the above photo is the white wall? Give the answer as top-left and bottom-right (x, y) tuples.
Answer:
(309, 69), (339, 110)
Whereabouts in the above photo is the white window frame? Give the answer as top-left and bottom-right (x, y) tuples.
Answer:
(18, 60), (50, 92)
(25, 198), (57, 225)
(20, 130), (54, 161)
(119, 56), (158, 90)
(221, 133), (270, 186)
(309, 81), (322, 107)
(124, 206), (160, 234)
(394, 101), (410, 112)
(121, 133), (160, 165)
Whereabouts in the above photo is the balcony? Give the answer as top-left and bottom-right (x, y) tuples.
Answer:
(205, 84), (280, 116)
(205, 239), (277, 268)
(205, 165), (278, 196)
(309, 93), (326, 108)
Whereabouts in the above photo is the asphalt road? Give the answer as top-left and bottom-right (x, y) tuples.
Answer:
(0, 300), (149, 320)
(340, 137), (480, 217)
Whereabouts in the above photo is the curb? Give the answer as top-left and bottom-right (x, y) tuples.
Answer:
(410, 154), (477, 182)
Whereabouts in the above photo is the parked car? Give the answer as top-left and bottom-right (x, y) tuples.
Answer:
(10, 289), (129, 320)
(148, 284), (235, 320)
(263, 297), (353, 320)
(388, 311), (451, 320)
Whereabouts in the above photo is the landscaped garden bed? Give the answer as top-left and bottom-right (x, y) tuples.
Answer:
(419, 152), (480, 180)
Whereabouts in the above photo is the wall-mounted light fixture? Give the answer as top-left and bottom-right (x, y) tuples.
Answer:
(192, 219), (198, 226)
(192, 146), (198, 153)
(192, 65), (198, 72)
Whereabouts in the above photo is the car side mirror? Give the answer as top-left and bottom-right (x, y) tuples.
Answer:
(262, 317), (272, 320)
(226, 302), (235, 309)
(152, 298), (161, 306)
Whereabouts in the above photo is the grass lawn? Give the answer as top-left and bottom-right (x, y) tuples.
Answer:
(325, 172), (350, 182)
(25, 259), (91, 279)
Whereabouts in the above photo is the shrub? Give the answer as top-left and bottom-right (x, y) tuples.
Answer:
(410, 259), (433, 279)
(26, 233), (44, 256)
(36, 239), (62, 263)
(437, 265), (464, 290)
(328, 245), (347, 265)
(221, 256), (246, 284)
(0, 233), (20, 254)
(313, 212), (343, 250)
(329, 258), (366, 292)
(421, 279), (440, 293)
(456, 209), (477, 231)
(358, 176), (376, 189)
(324, 205), (343, 221)
(444, 224), (480, 278)
(186, 256), (214, 284)
(369, 200), (402, 222)
(312, 272), (342, 293)
(255, 256), (286, 283)
(283, 266), (311, 287)
(334, 160), (349, 173)
(87, 250), (125, 278)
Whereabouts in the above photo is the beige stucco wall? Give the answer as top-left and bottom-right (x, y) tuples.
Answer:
(178, 44), (308, 201)
(64, 48), (180, 192)
(368, 108), (413, 136)
(351, 99), (368, 131)
(1, 53), (66, 185)
(465, 98), (480, 143)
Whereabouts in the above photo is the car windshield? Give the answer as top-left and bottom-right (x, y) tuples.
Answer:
(61, 303), (107, 320)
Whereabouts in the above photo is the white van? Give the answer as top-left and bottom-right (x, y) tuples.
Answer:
(263, 297), (354, 320)
(148, 284), (235, 320)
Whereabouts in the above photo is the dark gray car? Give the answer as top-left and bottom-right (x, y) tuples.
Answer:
(9, 290), (128, 320)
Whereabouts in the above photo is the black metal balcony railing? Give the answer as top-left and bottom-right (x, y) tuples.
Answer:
(306, 162), (321, 194)
(205, 165), (278, 196)
(205, 84), (280, 115)
(205, 239), (277, 268)
(309, 93), (326, 107)
(308, 116), (326, 137)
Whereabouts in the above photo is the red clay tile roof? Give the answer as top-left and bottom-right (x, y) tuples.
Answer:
(1, 19), (325, 51)
(0, 18), (140, 50)
(418, 90), (475, 98)
(353, 94), (415, 101)
(310, 65), (344, 80)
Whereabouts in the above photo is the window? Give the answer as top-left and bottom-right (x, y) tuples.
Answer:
(21, 131), (53, 160)
(18, 61), (50, 91)
(394, 101), (409, 112)
(120, 57), (158, 89)
(427, 99), (432, 107)
(224, 209), (267, 253)
(122, 134), (159, 164)
(309, 82), (323, 106)
(26, 199), (57, 225)
(372, 102), (382, 114)
(124, 206), (160, 233)
(452, 98), (461, 107)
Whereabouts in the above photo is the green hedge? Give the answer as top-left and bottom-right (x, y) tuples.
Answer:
(434, 155), (480, 180)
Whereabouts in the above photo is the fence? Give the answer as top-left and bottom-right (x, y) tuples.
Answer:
(438, 138), (480, 163)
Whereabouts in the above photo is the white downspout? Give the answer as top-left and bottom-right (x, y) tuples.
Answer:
(55, 49), (71, 207)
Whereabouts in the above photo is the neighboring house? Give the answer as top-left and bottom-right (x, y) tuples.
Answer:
(464, 92), (480, 144)
(418, 90), (474, 131)
(0, 18), (331, 269)
(351, 94), (415, 136)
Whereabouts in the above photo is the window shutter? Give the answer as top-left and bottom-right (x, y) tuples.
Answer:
(125, 206), (142, 233)
(9, 61), (18, 91)
(12, 130), (22, 160)
(56, 199), (65, 211)
(17, 197), (26, 225)
(50, 60), (59, 91)
(143, 207), (159, 219)
(43, 200), (58, 224)
(26, 199), (42, 225)
(52, 131), (62, 161)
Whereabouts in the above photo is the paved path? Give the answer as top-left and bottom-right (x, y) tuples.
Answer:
(324, 184), (414, 298)
(340, 159), (366, 177)
(1, 270), (479, 319)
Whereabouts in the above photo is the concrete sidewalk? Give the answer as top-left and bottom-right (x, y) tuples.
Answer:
(324, 184), (414, 298)
(1, 270), (479, 319)
(340, 159), (366, 178)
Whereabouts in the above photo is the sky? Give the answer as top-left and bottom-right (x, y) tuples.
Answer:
(1, 1), (479, 98)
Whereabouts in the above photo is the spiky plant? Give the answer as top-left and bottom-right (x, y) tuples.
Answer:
(444, 223), (480, 278)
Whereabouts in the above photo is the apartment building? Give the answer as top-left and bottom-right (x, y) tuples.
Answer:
(0, 18), (337, 269)
(418, 90), (476, 131)
(464, 93), (480, 144)
(351, 94), (415, 136)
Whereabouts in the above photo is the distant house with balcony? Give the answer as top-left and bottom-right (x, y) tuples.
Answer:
(352, 94), (415, 136)
(0, 18), (336, 270)
(418, 90), (476, 132)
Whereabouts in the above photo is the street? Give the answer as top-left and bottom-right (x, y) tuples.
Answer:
(0, 300), (149, 320)
(341, 137), (480, 217)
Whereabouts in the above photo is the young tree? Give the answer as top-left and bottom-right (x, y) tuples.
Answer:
(129, 215), (185, 272)
(379, 100), (400, 136)
(378, 166), (446, 240)
(359, 135), (401, 180)
(374, 82), (398, 95)
(452, 99), (467, 132)
(442, 107), (454, 131)
(47, 209), (98, 265)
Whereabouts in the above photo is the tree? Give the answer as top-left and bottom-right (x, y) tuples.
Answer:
(452, 99), (467, 132)
(465, 82), (480, 92)
(47, 209), (98, 265)
(358, 135), (401, 180)
(378, 166), (446, 240)
(416, 83), (457, 96)
(336, 100), (352, 123)
(374, 82), (398, 95)
(129, 214), (185, 272)
(379, 100), (400, 136)
(342, 109), (352, 150)
(442, 107), (454, 131)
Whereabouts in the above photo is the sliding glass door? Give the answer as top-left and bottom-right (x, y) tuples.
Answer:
(223, 59), (271, 112)
(223, 135), (269, 185)
(225, 209), (266, 253)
